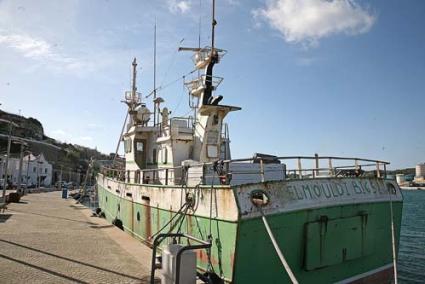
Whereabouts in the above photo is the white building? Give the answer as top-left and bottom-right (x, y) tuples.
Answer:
(0, 153), (52, 187)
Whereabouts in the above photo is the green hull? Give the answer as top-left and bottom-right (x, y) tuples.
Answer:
(97, 175), (402, 283)
(234, 202), (402, 283)
(98, 183), (238, 280)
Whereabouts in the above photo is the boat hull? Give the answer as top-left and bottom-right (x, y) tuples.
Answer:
(97, 174), (403, 283)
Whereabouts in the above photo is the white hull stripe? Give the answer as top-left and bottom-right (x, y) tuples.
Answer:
(335, 263), (393, 284)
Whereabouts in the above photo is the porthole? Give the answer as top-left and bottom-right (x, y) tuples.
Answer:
(250, 190), (270, 207)
(387, 183), (396, 195)
(137, 212), (140, 222)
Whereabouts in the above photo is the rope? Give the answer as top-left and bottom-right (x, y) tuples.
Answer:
(205, 163), (219, 274)
(113, 112), (129, 164)
(257, 206), (299, 284)
(78, 158), (93, 203)
(175, 202), (191, 238)
(209, 164), (216, 238)
(149, 202), (189, 240)
(389, 186), (398, 284)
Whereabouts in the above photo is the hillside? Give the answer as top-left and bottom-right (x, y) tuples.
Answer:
(0, 109), (111, 181)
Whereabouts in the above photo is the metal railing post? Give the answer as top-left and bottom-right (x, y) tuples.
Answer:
(328, 158), (333, 176)
(384, 164), (387, 179)
(314, 153), (319, 178)
(297, 158), (302, 179)
(260, 159), (265, 182)
(376, 162), (381, 178)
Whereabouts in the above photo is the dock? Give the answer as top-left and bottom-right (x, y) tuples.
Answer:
(0, 191), (158, 283)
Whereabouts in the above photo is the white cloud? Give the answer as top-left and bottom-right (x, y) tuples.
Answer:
(0, 34), (52, 59)
(51, 129), (67, 137)
(87, 123), (99, 128)
(225, 0), (240, 6)
(79, 136), (93, 142)
(253, 0), (376, 45)
(167, 0), (191, 14)
(0, 32), (95, 73)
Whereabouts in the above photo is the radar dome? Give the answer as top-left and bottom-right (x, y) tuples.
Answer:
(136, 106), (151, 124)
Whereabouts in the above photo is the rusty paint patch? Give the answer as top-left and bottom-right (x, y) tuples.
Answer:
(196, 249), (219, 266)
(230, 252), (235, 269)
(188, 215), (193, 235)
(144, 200), (152, 239)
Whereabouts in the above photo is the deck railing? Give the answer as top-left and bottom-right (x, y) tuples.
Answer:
(99, 155), (390, 187)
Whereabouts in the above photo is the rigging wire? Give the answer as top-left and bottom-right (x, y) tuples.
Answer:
(145, 68), (197, 99)
(169, 75), (186, 115)
(159, 38), (185, 89)
(113, 112), (129, 164)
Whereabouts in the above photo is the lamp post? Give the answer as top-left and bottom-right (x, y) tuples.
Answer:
(0, 118), (19, 203)
(24, 150), (31, 192)
(37, 156), (42, 190)
(14, 139), (28, 195)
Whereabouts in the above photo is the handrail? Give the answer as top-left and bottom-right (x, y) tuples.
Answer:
(99, 155), (390, 187)
(150, 233), (211, 284)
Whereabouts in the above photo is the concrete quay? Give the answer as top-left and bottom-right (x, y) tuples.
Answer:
(0, 191), (158, 283)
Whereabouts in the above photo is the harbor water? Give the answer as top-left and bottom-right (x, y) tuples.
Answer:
(398, 190), (425, 283)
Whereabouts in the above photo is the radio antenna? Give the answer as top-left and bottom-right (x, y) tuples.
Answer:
(153, 20), (157, 125)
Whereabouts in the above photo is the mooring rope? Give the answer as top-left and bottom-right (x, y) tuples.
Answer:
(257, 206), (299, 284)
(149, 202), (189, 240)
(389, 185), (398, 284)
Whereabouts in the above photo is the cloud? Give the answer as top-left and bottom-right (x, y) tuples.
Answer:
(79, 136), (93, 142)
(0, 32), (94, 73)
(253, 0), (376, 45)
(86, 123), (103, 130)
(51, 129), (67, 137)
(296, 57), (318, 66)
(225, 0), (240, 5)
(0, 34), (51, 58)
(167, 0), (191, 14)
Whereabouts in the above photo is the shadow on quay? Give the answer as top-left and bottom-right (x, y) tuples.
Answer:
(0, 253), (89, 284)
(0, 214), (12, 223)
(8, 209), (98, 225)
(69, 204), (90, 210)
(89, 224), (115, 229)
(0, 239), (144, 281)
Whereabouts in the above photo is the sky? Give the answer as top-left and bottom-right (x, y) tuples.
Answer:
(0, 0), (424, 169)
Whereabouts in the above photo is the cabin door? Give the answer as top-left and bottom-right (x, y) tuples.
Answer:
(134, 139), (147, 169)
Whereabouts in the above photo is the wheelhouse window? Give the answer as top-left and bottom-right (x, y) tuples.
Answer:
(136, 141), (144, 151)
(153, 148), (157, 164)
(124, 138), (132, 153)
(134, 139), (146, 169)
(160, 146), (168, 164)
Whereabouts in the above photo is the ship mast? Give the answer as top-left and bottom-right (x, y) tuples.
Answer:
(211, 0), (216, 54)
(123, 58), (141, 126)
(153, 21), (157, 126)
(179, 0), (225, 108)
(131, 58), (137, 106)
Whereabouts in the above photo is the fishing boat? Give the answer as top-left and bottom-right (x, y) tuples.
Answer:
(96, 2), (403, 283)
